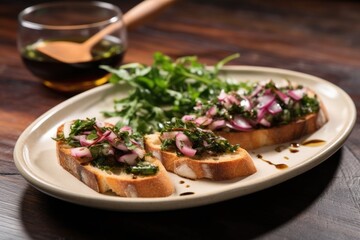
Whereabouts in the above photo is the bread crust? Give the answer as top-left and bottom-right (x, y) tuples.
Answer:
(56, 124), (174, 198)
(217, 105), (328, 150)
(144, 133), (257, 180)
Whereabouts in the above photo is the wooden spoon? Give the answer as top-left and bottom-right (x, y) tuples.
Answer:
(36, 0), (176, 63)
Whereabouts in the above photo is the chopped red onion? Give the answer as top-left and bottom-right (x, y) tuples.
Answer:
(229, 115), (253, 131)
(193, 102), (203, 111)
(268, 101), (282, 114)
(94, 130), (111, 144)
(250, 85), (262, 97)
(228, 95), (240, 105)
(287, 89), (304, 101)
(71, 147), (92, 158)
(132, 147), (145, 159)
(222, 97), (232, 109)
(118, 152), (138, 165)
(240, 98), (251, 111)
(79, 135), (95, 147)
(218, 89), (227, 101)
(182, 115), (196, 122)
(208, 119), (226, 130)
(106, 131), (117, 142)
(175, 132), (197, 157)
(275, 90), (290, 104)
(256, 107), (267, 121)
(113, 142), (128, 151)
(257, 94), (275, 109)
(203, 140), (209, 147)
(264, 89), (272, 95)
(257, 108), (268, 122)
(130, 139), (141, 147)
(103, 130), (128, 150)
(259, 118), (271, 127)
(120, 126), (132, 134)
(219, 90), (243, 108)
(195, 116), (213, 126)
(206, 106), (217, 117)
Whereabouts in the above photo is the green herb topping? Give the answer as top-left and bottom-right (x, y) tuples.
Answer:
(54, 118), (158, 176)
(182, 80), (320, 131)
(160, 119), (238, 158)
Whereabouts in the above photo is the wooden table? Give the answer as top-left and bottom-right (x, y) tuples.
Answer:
(1, 0), (359, 239)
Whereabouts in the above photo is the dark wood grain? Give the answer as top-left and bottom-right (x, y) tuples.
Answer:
(1, 0), (359, 239)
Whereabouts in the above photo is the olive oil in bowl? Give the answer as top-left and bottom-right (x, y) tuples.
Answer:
(21, 38), (124, 92)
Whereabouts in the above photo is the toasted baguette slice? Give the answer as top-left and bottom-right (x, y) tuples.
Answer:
(144, 133), (257, 180)
(216, 102), (328, 150)
(56, 124), (174, 198)
(183, 81), (328, 150)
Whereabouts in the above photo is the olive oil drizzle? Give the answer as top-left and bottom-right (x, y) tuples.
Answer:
(256, 139), (326, 170)
(302, 139), (326, 147)
(177, 140), (325, 194)
(288, 142), (300, 153)
(275, 145), (287, 153)
(289, 148), (299, 153)
(179, 180), (193, 195)
(256, 154), (288, 169)
(179, 192), (195, 196)
(291, 143), (300, 148)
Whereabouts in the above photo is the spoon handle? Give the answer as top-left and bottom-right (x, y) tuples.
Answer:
(123, 0), (177, 29)
(84, 0), (177, 48)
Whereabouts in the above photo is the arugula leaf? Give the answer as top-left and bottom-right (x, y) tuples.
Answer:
(69, 118), (96, 138)
(101, 52), (240, 134)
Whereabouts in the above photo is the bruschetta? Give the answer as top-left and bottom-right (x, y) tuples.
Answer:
(54, 118), (174, 198)
(181, 80), (328, 150)
(144, 120), (257, 180)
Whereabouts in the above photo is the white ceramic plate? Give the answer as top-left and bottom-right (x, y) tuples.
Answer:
(14, 66), (356, 211)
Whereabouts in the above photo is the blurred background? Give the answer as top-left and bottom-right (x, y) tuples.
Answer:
(4, 0), (360, 79)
